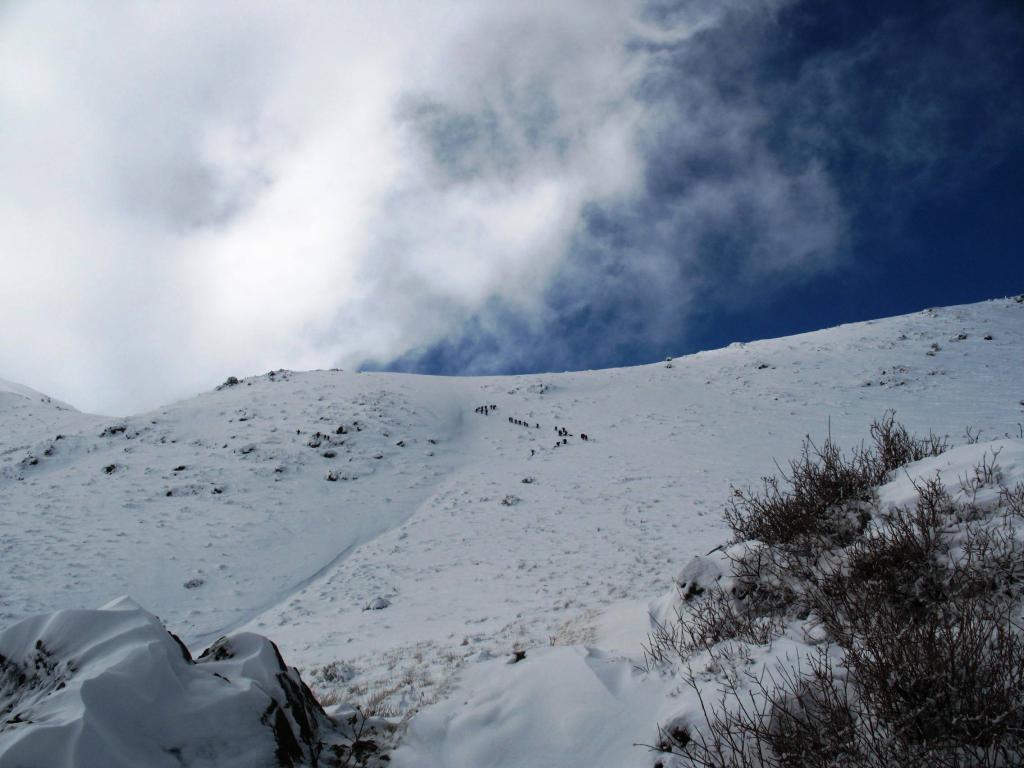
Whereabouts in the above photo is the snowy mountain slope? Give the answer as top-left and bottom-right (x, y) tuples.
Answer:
(0, 377), (98, 460)
(1, 296), (1022, 766)
(1, 369), (467, 633)
(241, 298), (1024, 716)
(390, 437), (1024, 768)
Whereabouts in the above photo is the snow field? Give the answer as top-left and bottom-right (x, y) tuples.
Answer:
(0, 296), (1022, 766)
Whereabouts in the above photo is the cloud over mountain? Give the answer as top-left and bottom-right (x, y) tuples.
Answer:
(1, 1), (1019, 413)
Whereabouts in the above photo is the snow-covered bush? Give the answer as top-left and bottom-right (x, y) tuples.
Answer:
(723, 412), (946, 559)
(650, 419), (1024, 768)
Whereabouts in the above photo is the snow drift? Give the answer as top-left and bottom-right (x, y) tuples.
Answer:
(0, 597), (367, 767)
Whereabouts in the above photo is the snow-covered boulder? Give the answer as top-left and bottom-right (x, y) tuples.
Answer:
(0, 597), (341, 767)
(363, 597), (391, 611)
(675, 552), (726, 600)
(674, 542), (758, 601)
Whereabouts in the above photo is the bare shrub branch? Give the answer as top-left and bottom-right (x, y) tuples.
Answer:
(652, 417), (1024, 767)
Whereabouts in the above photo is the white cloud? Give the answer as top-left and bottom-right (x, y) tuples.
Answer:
(0, 0), (843, 413)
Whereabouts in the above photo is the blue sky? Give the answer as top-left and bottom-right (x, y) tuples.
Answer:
(1, 1), (1021, 412)
(377, 0), (1024, 375)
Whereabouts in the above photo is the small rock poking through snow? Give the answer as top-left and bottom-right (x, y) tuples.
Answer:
(364, 597), (391, 611)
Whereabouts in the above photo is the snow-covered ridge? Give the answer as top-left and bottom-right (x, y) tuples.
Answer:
(0, 378), (56, 403)
(1, 296), (1022, 766)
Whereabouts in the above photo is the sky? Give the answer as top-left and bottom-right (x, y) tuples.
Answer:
(1, 0), (1021, 415)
